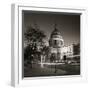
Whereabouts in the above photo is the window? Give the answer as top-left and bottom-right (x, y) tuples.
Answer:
(54, 40), (57, 45)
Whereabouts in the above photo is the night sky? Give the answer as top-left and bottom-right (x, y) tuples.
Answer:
(23, 10), (80, 46)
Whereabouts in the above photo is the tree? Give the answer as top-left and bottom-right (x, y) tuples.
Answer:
(24, 25), (46, 47)
(24, 25), (47, 62)
(73, 43), (80, 55)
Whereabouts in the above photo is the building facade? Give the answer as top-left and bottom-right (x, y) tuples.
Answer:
(48, 26), (80, 63)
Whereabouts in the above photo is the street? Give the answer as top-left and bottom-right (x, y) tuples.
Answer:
(24, 63), (80, 77)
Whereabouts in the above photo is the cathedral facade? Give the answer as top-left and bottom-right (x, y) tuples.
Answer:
(48, 26), (80, 63)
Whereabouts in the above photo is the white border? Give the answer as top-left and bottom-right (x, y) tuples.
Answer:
(11, 4), (87, 87)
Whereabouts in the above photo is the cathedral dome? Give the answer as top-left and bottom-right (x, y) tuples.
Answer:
(51, 28), (61, 37)
(49, 25), (64, 48)
(50, 26), (63, 39)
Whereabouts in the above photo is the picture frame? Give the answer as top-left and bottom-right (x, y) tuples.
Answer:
(11, 4), (87, 87)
